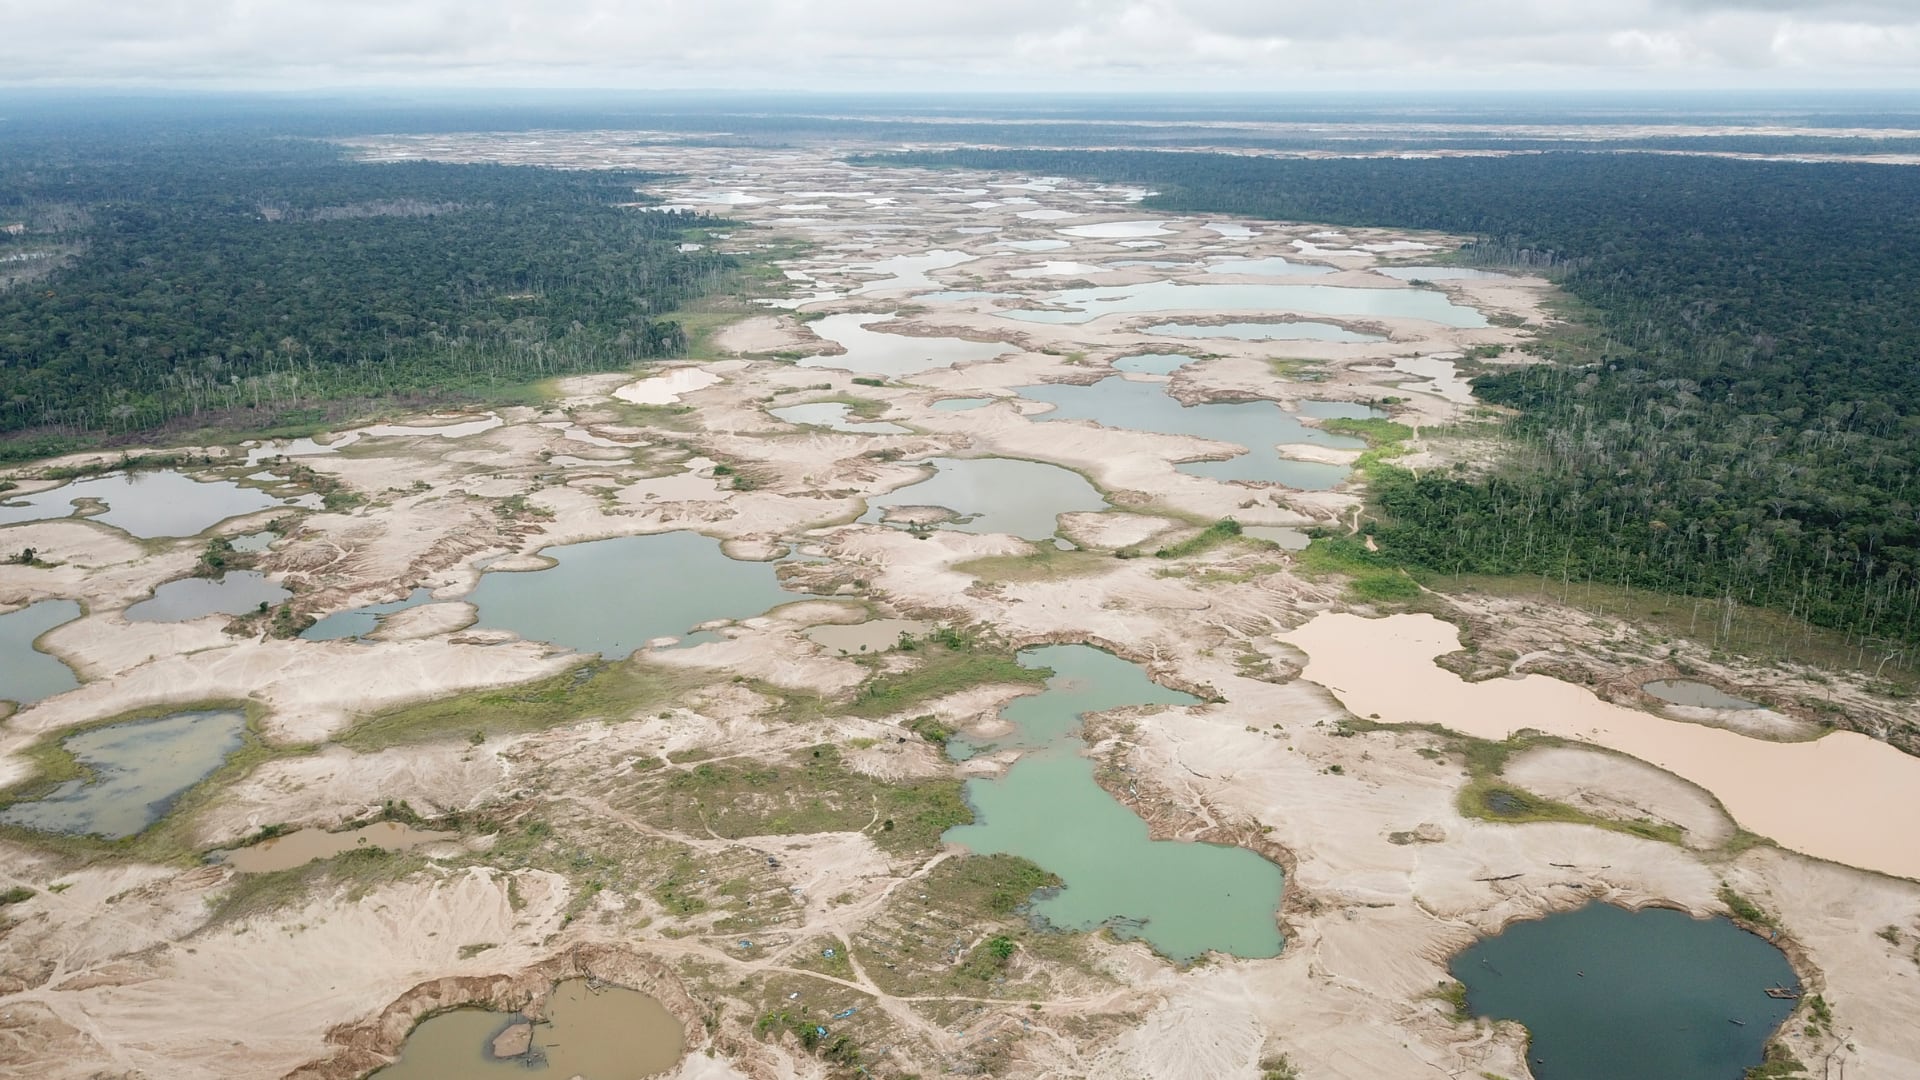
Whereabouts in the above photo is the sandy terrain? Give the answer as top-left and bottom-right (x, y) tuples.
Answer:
(1, 138), (1914, 1080)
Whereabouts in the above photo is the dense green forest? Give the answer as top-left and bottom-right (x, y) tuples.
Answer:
(863, 149), (1920, 662)
(0, 135), (732, 443)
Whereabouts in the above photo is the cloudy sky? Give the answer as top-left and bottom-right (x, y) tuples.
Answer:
(4, 0), (1920, 90)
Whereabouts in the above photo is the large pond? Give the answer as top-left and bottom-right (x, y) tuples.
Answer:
(371, 979), (684, 1080)
(0, 471), (308, 537)
(944, 645), (1286, 963)
(1452, 904), (1797, 1080)
(0, 599), (82, 706)
(125, 571), (290, 623)
(999, 281), (1487, 327)
(801, 313), (1014, 376)
(1143, 320), (1385, 343)
(859, 457), (1110, 543)
(1017, 377), (1362, 490)
(0, 710), (247, 838)
(466, 532), (801, 657)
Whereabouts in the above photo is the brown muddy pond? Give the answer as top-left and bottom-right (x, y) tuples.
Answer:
(806, 618), (931, 655)
(1643, 679), (1761, 710)
(371, 979), (683, 1079)
(222, 822), (454, 873)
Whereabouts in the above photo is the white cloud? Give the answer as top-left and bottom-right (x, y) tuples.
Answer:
(1, 0), (1918, 88)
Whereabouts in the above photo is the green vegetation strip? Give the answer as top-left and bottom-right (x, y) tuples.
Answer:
(340, 660), (710, 751)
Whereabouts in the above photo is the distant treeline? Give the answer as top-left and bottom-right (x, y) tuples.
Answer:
(0, 135), (732, 439)
(861, 148), (1920, 660)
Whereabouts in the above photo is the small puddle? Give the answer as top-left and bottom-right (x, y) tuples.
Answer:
(0, 471), (306, 537)
(222, 822), (455, 873)
(467, 532), (801, 657)
(125, 571), (290, 623)
(0, 710), (247, 838)
(860, 457), (1110, 543)
(1644, 679), (1761, 710)
(1451, 903), (1797, 1080)
(1000, 281), (1486, 327)
(227, 531), (277, 553)
(0, 599), (82, 706)
(802, 313), (1014, 377)
(302, 588), (435, 642)
(769, 402), (909, 434)
(1018, 377), (1362, 490)
(944, 645), (1285, 963)
(371, 979), (684, 1080)
(1144, 320), (1385, 343)
(806, 618), (931, 655)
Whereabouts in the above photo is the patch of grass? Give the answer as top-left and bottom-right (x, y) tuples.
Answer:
(1153, 517), (1243, 559)
(208, 846), (428, 925)
(1266, 358), (1325, 381)
(1718, 885), (1779, 932)
(845, 642), (1051, 719)
(1298, 536), (1422, 602)
(1460, 778), (1684, 845)
(1343, 721), (1694, 848)
(1260, 1054), (1302, 1080)
(841, 396), (889, 420)
(1744, 1042), (1809, 1079)
(1432, 979), (1474, 1022)
(623, 743), (975, 856)
(905, 715), (955, 745)
(793, 936), (857, 981)
(939, 854), (1060, 916)
(954, 545), (1112, 583)
(852, 854), (1076, 1000)
(341, 660), (710, 750)
(1322, 418), (1414, 444)
(0, 886), (33, 905)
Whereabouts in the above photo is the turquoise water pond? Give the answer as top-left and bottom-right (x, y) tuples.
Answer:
(944, 645), (1286, 963)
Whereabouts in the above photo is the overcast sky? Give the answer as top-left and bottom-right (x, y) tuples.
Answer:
(4, 0), (1920, 91)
